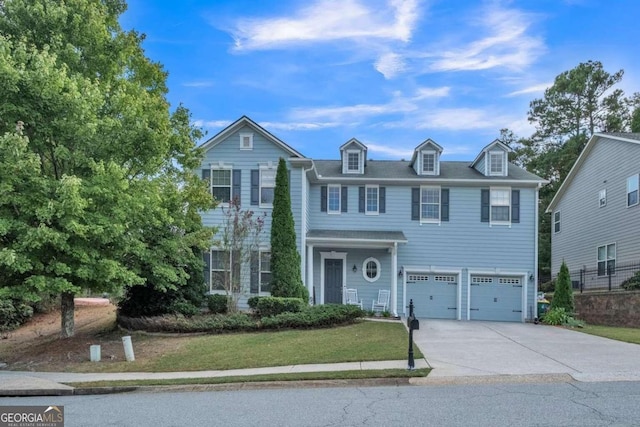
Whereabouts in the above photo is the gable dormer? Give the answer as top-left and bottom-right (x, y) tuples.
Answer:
(340, 138), (367, 174)
(471, 140), (511, 177)
(410, 139), (443, 176)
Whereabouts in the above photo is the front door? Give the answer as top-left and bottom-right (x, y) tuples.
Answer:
(324, 259), (343, 304)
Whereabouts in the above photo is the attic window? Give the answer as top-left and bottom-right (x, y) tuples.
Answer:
(422, 151), (436, 175)
(489, 151), (504, 175)
(347, 151), (360, 173)
(240, 133), (253, 150)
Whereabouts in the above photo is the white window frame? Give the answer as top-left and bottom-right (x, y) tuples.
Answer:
(365, 185), (379, 215)
(599, 189), (607, 208)
(553, 211), (560, 234)
(597, 243), (616, 277)
(209, 249), (231, 293)
(346, 150), (361, 174)
(259, 250), (272, 294)
(240, 132), (253, 150)
(210, 166), (233, 206)
(490, 187), (511, 225)
(327, 184), (341, 214)
(421, 150), (437, 175)
(488, 151), (505, 176)
(420, 186), (440, 224)
(259, 167), (276, 207)
(627, 174), (639, 207)
(362, 257), (381, 282)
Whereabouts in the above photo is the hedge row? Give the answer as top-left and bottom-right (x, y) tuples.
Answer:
(0, 299), (34, 332)
(117, 304), (364, 333)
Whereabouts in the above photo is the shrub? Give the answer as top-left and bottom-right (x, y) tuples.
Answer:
(550, 261), (574, 313)
(539, 279), (556, 293)
(255, 296), (304, 317)
(207, 294), (229, 314)
(621, 271), (640, 290)
(260, 304), (364, 329)
(0, 298), (34, 331)
(542, 307), (570, 325)
(247, 296), (263, 310)
(168, 299), (200, 317)
(117, 312), (258, 333)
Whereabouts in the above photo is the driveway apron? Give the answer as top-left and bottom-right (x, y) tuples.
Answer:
(413, 319), (640, 382)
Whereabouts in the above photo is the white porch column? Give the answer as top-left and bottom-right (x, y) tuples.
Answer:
(306, 244), (314, 305)
(391, 242), (398, 317)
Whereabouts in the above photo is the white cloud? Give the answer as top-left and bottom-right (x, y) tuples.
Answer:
(230, 0), (420, 50)
(506, 82), (550, 97)
(430, 4), (545, 72)
(366, 142), (414, 159)
(375, 52), (407, 79)
(182, 81), (215, 88)
(413, 86), (450, 99)
(290, 100), (417, 122)
(258, 121), (340, 131)
(193, 120), (232, 129)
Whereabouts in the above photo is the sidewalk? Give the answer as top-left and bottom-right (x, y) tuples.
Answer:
(0, 359), (430, 397)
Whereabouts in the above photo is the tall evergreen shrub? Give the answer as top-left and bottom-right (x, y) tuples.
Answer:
(551, 261), (574, 313)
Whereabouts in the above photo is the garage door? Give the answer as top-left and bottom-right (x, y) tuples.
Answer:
(406, 274), (457, 319)
(469, 276), (523, 322)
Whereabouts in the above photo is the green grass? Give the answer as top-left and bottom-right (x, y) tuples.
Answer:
(73, 320), (421, 373)
(67, 368), (430, 389)
(575, 324), (640, 345)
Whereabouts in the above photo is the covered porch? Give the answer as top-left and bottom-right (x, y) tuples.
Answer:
(305, 230), (407, 316)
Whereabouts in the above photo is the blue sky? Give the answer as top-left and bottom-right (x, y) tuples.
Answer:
(120, 0), (640, 161)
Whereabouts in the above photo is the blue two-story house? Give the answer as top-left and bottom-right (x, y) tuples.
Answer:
(199, 116), (547, 322)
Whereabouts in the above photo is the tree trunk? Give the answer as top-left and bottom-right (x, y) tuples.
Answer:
(60, 291), (75, 338)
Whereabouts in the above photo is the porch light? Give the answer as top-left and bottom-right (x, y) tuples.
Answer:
(398, 267), (404, 277)
(352, 264), (357, 273)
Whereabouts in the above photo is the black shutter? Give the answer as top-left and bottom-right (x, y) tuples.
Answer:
(251, 170), (259, 205)
(359, 187), (365, 213)
(481, 189), (490, 222)
(341, 186), (348, 212)
(511, 189), (520, 223)
(320, 186), (327, 212)
(379, 187), (386, 213)
(202, 251), (210, 287)
(202, 169), (211, 196)
(232, 169), (241, 204)
(250, 251), (259, 294)
(411, 188), (420, 220)
(441, 188), (449, 221)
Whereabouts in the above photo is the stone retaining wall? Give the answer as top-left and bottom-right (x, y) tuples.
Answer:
(574, 291), (640, 327)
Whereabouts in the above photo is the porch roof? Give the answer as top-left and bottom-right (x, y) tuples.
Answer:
(306, 229), (407, 247)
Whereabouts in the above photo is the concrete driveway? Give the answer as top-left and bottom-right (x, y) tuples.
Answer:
(412, 319), (640, 383)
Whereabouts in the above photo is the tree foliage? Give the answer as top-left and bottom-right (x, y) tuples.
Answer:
(0, 0), (214, 336)
(550, 261), (574, 314)
(270, 158), (309, 302)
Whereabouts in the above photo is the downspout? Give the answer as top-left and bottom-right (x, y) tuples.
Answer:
(391, 242), (398, 317)
(534, 183), (541, 320)
(301, 161), (316, 302)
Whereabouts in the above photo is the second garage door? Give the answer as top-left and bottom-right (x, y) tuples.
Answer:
(469, 276), (523, 322)
(406, 273), (458, 319)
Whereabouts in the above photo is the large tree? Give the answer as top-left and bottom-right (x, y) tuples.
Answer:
(0, 0), (213, 337)
(270, 158), (308, 301)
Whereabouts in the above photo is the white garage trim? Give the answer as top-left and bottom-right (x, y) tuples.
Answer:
(401, 265), (463, 320)
(466, 269), (528, 322)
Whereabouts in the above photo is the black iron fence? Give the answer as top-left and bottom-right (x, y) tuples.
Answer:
(565, 260), (640, 292)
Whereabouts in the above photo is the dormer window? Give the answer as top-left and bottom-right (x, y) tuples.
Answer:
(240, 132), (253, 150)
(489, 151), (505, 176)
(422, 151), (437, 175)
(346, 150), (361, 173)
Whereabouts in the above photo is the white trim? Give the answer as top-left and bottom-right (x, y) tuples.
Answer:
(401, 265), (463, 320)
(345, 149), (363, 174)
(534, 185), (540, 318)
(466, 269), (528, 322)
(306, 244), (314, 304)
(489, 186), (511, 226)
(210, 163), (233, 206)
(421, 150), (437, 175)
(419, 185), (441, 224)
(599, 188), (607, 208)
(257, 249), (272, 295)
(362, 257), (381, 282)
(391, 243), (398, 316)
(319, 251), (347, 304)
(553, 210), (561, 234)
(488, 150), (506, 176)
(627, 174), (639, 207)
(258, 166), (276, 208)
(239, 132), (253, 150)
(597, 242), (616, 276)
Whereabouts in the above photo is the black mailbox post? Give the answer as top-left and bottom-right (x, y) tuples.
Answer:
(407, 299), (419, 370)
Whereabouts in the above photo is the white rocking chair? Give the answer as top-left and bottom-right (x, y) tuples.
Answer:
(345, 288), (363, 308)
(372, 289), (390, 313)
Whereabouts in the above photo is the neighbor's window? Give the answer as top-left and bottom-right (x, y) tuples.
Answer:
(599, 189), (607, 208)
(554, 211), (560, 233)
(210, 250), (229, 291)
(489, 151), (504, 175)
(211, 169), (232, 203)
(259, 251), (272, 293)
(260, 168), (276, 206)
(627, 174), (639, 207)
(366, 185), (379, 214)
(421, 186), (440, 222)
(363, 257), (380, 282)
(597, 243), (616, 276)
(328, 185), (341, 213)
(490, 188), (510, 222)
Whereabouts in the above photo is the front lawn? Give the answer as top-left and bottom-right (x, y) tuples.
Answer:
(575, 324), (640, 345)
(73, 320), (421, 373)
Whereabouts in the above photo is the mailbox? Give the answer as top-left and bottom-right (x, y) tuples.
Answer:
(407, 315), (419, 330)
